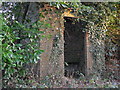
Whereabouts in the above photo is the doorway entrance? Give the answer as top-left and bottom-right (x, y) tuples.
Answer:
(64, 17), (86, 78)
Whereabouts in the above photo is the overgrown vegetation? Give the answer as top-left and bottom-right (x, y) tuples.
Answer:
(2, 18), (45, 87)
(1, 2), (46, 87)
(1, 2), (120, 88)
(50, 2), (120, 79)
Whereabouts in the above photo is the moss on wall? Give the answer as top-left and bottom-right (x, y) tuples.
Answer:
(39, 4), (107, 83)
(39, 4), (64, 85)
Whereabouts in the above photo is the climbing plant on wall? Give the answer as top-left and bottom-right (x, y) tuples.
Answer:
(49, 2), (120, 77)
(105, 3), (120, 45)
(2, 2), (46, 87)
(1, 2), (119, 88)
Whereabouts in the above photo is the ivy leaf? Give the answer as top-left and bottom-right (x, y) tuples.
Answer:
(57, 4), (60, 9)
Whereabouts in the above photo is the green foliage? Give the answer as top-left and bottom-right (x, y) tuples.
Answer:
(49, 2), (119, 78)
(2, 2), (119, 88)
(105, 4), (120, 45)
(2, 16), (44, 87)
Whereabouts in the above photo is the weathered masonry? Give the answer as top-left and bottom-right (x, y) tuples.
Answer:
(18, 2), (119, 83)
(39, 4), (93, 81)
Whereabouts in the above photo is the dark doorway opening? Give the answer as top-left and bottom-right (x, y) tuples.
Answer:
(64, 17), (86, 78)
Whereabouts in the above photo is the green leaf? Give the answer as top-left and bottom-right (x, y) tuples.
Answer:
(45, 23), (51, 27)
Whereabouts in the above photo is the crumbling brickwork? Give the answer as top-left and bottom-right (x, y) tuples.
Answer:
(39, 4), (64, 83)
(39, 4), (94, 83)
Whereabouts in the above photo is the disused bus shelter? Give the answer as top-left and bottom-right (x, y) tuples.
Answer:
(39, 4), (93, 81)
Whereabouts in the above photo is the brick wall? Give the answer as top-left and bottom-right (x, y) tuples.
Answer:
(86, 32), (93, 76)
(39, 4), (95, 82)
(39, 4), (64, 83)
